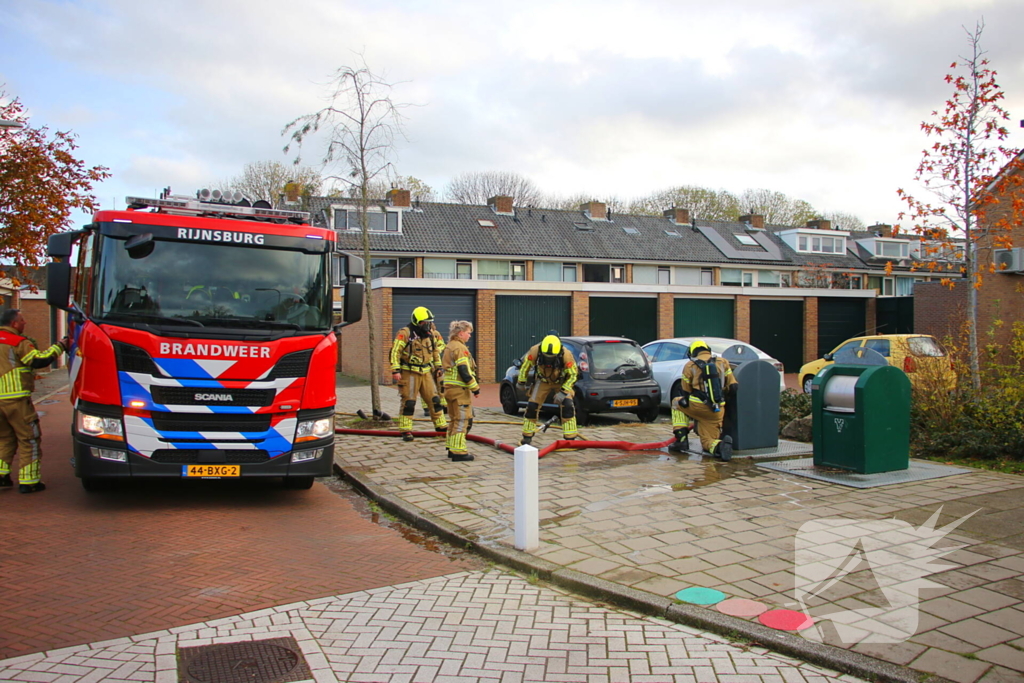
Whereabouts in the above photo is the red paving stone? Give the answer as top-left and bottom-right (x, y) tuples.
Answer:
(0, 382), (478, 659)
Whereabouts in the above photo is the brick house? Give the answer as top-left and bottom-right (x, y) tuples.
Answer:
(313, 190), (953, 383)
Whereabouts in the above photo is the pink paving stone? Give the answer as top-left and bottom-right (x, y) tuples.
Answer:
(716, 598), (769, 618)
(759, 609), (815, 631)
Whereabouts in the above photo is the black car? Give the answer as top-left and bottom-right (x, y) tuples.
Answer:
(499, 336), (662, 425)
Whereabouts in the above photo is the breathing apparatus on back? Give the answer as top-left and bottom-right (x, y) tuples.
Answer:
(689, 339), (724, 412)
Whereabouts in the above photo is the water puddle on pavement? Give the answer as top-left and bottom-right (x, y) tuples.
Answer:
(321, 475), (486, 566)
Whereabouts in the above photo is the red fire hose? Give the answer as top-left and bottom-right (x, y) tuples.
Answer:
(335, 428), (674, 459)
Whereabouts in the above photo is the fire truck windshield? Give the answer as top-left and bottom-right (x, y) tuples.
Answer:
(93, 235), (332, 333)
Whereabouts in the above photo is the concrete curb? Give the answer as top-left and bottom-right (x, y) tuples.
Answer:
(335, 461), (955, 683)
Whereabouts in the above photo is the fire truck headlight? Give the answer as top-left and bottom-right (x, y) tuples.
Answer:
(292, 448), (324, 463)
(90, 447), (127, 462)
(78, 413), (125, 441)
(296, 416), (334, 443)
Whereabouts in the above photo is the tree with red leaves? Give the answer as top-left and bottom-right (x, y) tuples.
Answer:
(0, 91), (110, 300)
(897, 22), (1024, 387)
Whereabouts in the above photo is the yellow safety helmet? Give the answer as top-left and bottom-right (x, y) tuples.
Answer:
(411, 306), (434, 326)
(540, 334), (561, 356)
(688, 339), (711, 358)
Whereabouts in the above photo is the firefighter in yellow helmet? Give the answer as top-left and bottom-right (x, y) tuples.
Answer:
(669, 339), (738, 460)
(517, 334), (579, 446)
(441, 320), (479, 462)
(390, 306), (448, 440)
(0, 308), (70, 493)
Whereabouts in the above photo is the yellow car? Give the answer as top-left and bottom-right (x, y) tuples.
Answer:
(799, 334), (956, 394)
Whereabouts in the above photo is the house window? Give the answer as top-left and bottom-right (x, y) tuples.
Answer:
(456, 261), (472, 280)
(657, 267), (671, 285)
(883, 277), (894, 296)
(562, 264), (577, 282)
(876, 241), (909, 258)
(370, 258), (415, 280)
(511, 262), (526, 281)
(796, 233), (844, 254)
(779, 273), (792, 287)
(700, 269), (714, 286)
(735, 234), (758, 246)
(583, 264), (625, 283)
(424, 258), (456, 279)
(742, 272), (754, 287)
(720, 268), (742, 286)
(333, 208), (400, 232)
(533, 262), (562, 281)
(759, 270), (780, 288)
(478, 260), (510, 281)
(895, 277), (914, 296)
(612, 266), (625, 283)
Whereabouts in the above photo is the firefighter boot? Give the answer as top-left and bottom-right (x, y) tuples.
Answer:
(402, 432), (415, 442)
(668, 427), (691, 453)
(519, 434), (532, 446)
(0, 473), (12, 487)
(448, 450), (475, 462)
(19, 482), (46, 494)
(713, 436), (733, 462)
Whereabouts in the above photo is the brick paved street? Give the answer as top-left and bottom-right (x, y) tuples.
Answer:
(0, 572), (861, 683)
(0, 373), (479, 660)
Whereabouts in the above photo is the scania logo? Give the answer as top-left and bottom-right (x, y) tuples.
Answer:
(195, 393), (233, 402)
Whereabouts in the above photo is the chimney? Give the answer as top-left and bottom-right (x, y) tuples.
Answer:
(283, 182), (300, 204)
(581, 201), (607, 220)
(488, 195), (514, 215)
(387, 188), (411, 208)
(805, 218), (832, 231)
(869, 223), (893, 238)
(739, 214), (764, 229)
(663, 207), (691, 225)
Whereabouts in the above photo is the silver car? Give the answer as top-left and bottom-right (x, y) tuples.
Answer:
(642, 337), (786, 407)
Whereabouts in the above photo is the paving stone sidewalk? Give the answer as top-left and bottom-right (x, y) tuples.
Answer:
(335, 384), (1024, 683)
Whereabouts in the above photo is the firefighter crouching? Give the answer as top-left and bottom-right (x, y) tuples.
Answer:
(441, 320), (479, 462)
(0, 308), (70, 493)
(390, 307), (448, 441)
(669, 339), (737, 460)
(518, 334), (579, 446)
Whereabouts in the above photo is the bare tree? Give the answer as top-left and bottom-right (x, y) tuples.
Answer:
(626, 185), (741, 220)
(737, 188), (817, 226)
(819, 210), (866, 231)
(215, 160), (323, 209)
(444, 171), (543, 206)
(349, 174), (436, 203)
(542, 192), (627, 213)
(283, 61), (406, 414)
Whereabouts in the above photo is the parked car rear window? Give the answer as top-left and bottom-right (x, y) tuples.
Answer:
(588, 341), (648, 378)
(907, 336), (945, 357)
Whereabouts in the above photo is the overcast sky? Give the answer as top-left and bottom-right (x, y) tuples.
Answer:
(3, 0), (1023, 228)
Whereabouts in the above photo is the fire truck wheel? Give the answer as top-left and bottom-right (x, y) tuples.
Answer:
(283, 476), (315, 490)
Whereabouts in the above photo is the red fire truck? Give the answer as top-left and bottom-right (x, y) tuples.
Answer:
(46, 192), (364, 491)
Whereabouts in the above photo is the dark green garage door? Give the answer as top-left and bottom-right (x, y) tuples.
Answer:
(876, 296), (914, 335)
(750, 300), (804, 372)
(674, 298), (735, 338)
(494, 295), (571, 382)
(818, 298), (867, 358)
(393, 289), (477, 356)
(589, 297), (657, 346)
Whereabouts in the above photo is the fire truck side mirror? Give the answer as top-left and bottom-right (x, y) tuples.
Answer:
(125, 233), (155, 259)
(47, 261), (72, 311)
(47, 230), (82, 259)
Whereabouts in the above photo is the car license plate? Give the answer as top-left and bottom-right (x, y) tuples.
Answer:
(612, 398), (639, 408)
(183, 465), (240, 478)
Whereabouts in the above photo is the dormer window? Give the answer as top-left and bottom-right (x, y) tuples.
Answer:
(333, 207), (400, 233)
(797, 234), (844, 254)
(875, 240), (909, 258)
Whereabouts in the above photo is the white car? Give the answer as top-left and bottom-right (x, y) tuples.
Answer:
(642, 337), (786, 407)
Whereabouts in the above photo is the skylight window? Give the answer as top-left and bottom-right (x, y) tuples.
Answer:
(734, 234), (758, 246)
(477, 219), (496, 228)
(622, 227), (640, 235)
(664, 229), (681, 238)
(573, 222), (594, 232)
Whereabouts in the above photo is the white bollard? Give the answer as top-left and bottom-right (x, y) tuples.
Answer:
(514, 443), (539, 552)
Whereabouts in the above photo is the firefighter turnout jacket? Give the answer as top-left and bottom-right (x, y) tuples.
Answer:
(0, 326), (64, 399)
(390, 325), (443, 375)
(517, 344), (578, 392)
(442, 338), (479, 391)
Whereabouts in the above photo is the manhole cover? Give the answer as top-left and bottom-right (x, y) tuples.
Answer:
(178, 636), (313, 683)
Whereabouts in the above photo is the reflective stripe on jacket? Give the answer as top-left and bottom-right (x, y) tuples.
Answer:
(0, 327), (63, 399)
(390, 326), (442, 374)
(517, 344), (578, 392)
(442, 339), (479, 391)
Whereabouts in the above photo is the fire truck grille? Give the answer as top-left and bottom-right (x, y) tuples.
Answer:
(267, 349), (312, 379)
(150, 450), (271, 464)
(150, 386), (275, 407)
(150, 412), (272, 433)
(114, 342), (162, 375)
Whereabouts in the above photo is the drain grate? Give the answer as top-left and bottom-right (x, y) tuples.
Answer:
(178, 636), (313, 683)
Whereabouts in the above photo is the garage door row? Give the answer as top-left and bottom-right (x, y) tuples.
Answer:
(392, 290), (867, 381)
